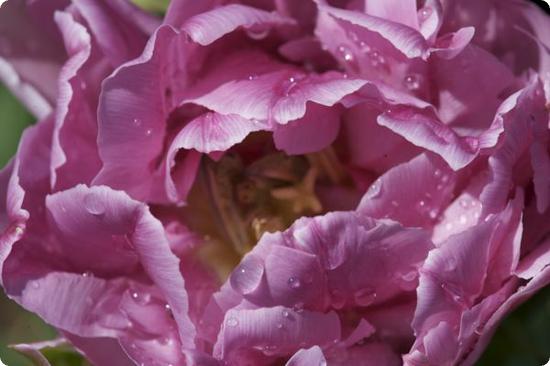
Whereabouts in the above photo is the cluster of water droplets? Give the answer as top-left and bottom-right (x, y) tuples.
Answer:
(133, 118), (152, 137)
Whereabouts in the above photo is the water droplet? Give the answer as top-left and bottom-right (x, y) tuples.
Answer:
(367, 49), (386, 68)
(80, 80), (87, 90)
(82, 271), (93, 278)
(132, 118), (142, 126)
(429, 209), (439, 220)
(287, 276), (301, 289)
(282, 309), (290, 318)
(145, 129), (153, 137)
(164, 303), (171, 312)
(84, 192), (105, 217)
(366, 179), (382, 199)
(419, 7), (432, 21)
(226, 317), (239, 327)
(459, 198), (470, 208)
(246, 27), (269, 40)
(354, 287), (377, 306)
(31, 281), (40, 289)
(230, 255), (264, 295)
(282, 75), (302, 96)
(459, 214), (467, 225)
(276, 323), (284, 329)
(434, 169), (442, 177)
(391, 200), (399, 208)
(247, 74), (258, 81)
(403, 73), (422, 90)
(337, 44), (354, 63)
(130, 290), (151, 305)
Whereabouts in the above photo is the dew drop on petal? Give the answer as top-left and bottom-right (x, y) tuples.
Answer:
(419, 6), (432, 21)
(84, 192), (105, 217)
(403, 74), (422, 90)
(226, 317), (239, 327)
(130, 290), (151, 306)
(246, 27), (269, 40)
(230, 255), (265, 295)
(133, 118), (142, 127)
(287, 276), (301, 289)
(145, 129), (153, 137)
(365, 179), (382, 199)
(354, 287), (377, 306)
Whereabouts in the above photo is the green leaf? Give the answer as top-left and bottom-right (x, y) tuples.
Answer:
(0, 85), (34, 168)
(131, 0), (170, 14)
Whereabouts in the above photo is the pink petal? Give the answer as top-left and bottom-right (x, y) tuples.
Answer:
(273, 104), (340, 155)
(65, 334), (135, 366)
(182, 4), (295, 46)
(73, 0), (154, 67)
(94, 25), (196, 203)
(46, 185), (196, 348)
(357, 153), (456, 228)
(50, 11), (103, 190)
(286, 346), (327, 366)
(272, 72), (366, 124)
(364, 0), (418, 29)
(214, 306), (341, 361)
(377, 106), (480, 170)
(176, 112), (267, 154)
(0, 0), (67, 118)
(315, 1), (429, 59)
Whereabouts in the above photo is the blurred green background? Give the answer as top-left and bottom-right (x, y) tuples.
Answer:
(1, 0), (549, 364)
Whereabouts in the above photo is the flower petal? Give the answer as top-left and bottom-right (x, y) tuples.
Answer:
(182, 4), (295, 46)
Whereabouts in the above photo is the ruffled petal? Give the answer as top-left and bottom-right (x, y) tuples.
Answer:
(45, 185), (196, 347)
(377, 106), (480, 170)
(50, 10), (104, 190)
(182, 4), (295, 46)
(214, 306), (341, 361)
(357, 153), (456, 228)
(176, 112), (267, 154)
(94, 25), (196, 203)
(72, 0), (153, 67)
(0, 0), (68, 118)
(286, 346), (327, 366)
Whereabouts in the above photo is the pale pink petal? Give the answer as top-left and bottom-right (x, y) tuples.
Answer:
(364, 0), (418, 29)
(176, 112), (267, 154)
(286, 346), (327, 366)
(377, 106), (480, 170)
(214, 306), (341, 361)
(182, 4), (295, 46)
(357, 153), (456, 228)
(0, 0), (67, 118)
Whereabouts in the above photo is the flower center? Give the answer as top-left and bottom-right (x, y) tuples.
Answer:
(183, 146), (350, 280)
